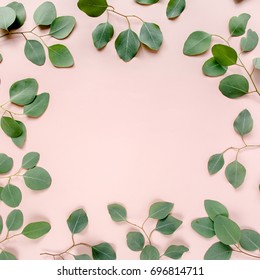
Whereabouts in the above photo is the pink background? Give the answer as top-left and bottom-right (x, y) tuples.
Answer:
(0, 0), (260, 260)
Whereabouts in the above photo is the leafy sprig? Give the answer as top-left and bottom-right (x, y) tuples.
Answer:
(77, 0), (163, 62)
(183, 13), (260, 99)
(208, 109), (260, 189)
(107, 202), (188, 260)
(41, 208), (116, 260)
(192, 200), (260, 260)
(0, 1), (75, 68)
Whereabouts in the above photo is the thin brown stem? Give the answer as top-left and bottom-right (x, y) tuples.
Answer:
(233, 244), (260, 259)
(126, 220), (151, 245)
(0, 233), (21, 245)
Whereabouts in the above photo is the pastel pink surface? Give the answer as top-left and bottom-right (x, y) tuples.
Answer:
(0, 0), (260, 260)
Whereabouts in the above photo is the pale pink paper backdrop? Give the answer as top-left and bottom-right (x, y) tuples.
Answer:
(0, 0), (260, 260)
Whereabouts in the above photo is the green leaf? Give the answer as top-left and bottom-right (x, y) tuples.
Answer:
(214, 216), (241, 245)
(12, 120), (26, 148)
(92, 243), (116, 260)
(92, 22), (114, 49)
(127, 232), (145, 251)
(50, 16), (76, 39)
(0, 7), (16, 30)
(202, 58), (227, 77)
(24, 93), (50, 118)
(1, 184), (22, 208)
(140, 245), (160, 260)
(183, 31), (212, 56)
(24, 40), (46, 66)
(1, 117), (23, 138)
(0, 187), (3, 201)
(204, 242), (232, 260)
(149, 201), (173, 219)
(0, 54), (2, 63)
(7, 2), (26, 30)
(219, 74), (249, 98)
(253, 58), (260, 69)
(77, 0), (108, 17)
(22, 221), (51, 239)
(6, 209), (23, 231)
(233, 109), (253, 136)
(166, 0), (186, 19)
(0, 251), (17, 260)
(22, 152), (40, 169)
(212, 44), (237, 66)
(23, 167), (52, 190)
(239, 229), (260, 251)
(241, 29), (259, 52)
(136, 0), (159, 4)
(208, 154), (225, 175)
(10, 78), (38, 105)
(156, 215), (182, 235)
(164, 245), (189, 259)
(115, 29), (140, 62)
(34, 1), (57, 26)
(139, 22), (163, 51)
(107, 204), (127, 222)
(0, 153), (13, 174)
(204, 200), (229, 221)
(48, 44), (74, 68)
(67, 208), (88, 234)
(0, 216), (3, 235)
(225, 160), (246, 188)
(74, 254), (92, 260)
(229, 13), (251, 37)
(191, 217), (215, 238)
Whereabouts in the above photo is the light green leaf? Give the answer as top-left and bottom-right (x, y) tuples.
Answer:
(92, 243), (116, 260)
(166, 0), (186, 19)
(67, 208), (88, 234)
(239, 229), (260, 251)
(149, 201), (173, 219)
(241, 29), (259, 52)
(183, 31), (212, 56)
(0, 7), (16, 30)
(12, 120), (26, 148)
(1, 117), (23, 138)
(212, 44), (237, 66)
(214, 216), (241, 245)
(204, 200), (229, 221)
(22, 152), (40, 170)
(136, 0), (159, 4)
(74, 254), (92, 260)
(156, 215), (182, 235)
(6, 209), (23, 231)
(0, 153), (13, 174)
(225, 160), (246, 188)
(140, 245), (160, 260)
(1, 184), (22, 208)
(191, 217), (215, 238)
(208, 154), (225, 175)
(233, 109), (253, 136)
(48, 44), (74, 68)
(219, 74), (249, 98)
(24, 40), (46, 66)
(24, 93), (50, 118)
(22, 221), (51, 239)
(0, 216), (3, 235)
(34, 1), (57, 26)
(253, 58), (260, 69)
(204, 242), (232, 260)
(202, 57), (227, 77)
(23, 167), (52, 190)
(50, 16), (76, 39)
(164, 245), (189, 259)
(77, 0), (108, 17)
(92, 22), (114, 49)
(139, 22), (163, 51)
(7, 2), (26, 30)
(0, 251), (17, 260)
(127, 232), (145, 251)
(229, 13), (251, 37)
(107, 204), (127, 222)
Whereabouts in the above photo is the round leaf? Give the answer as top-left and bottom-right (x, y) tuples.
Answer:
(219, 74), (249, 98)
(48, 44), (74, 68)
(23, 167), (52, 190)
(74, 254), (92, 260)
(24, 92), (50, 118)
(140, 245), (160, 260)
(225, 160), (246, 188)
(214, 216), (241, 245)
(202, 57), (227, 77)
(164, 245), (189, 259)
(212, 44), (237, 66)
(191, 217), (215, 238)
(24, 40), (46, 66)
(229, 13), (251, 37)
(22, 152), (40, 170)
(92, 22), (114, 49)
(253, 58), (260, 69)
(92, 243), (116, 260)
(139, 22), (163, 51)
(7, 2), (26, 30)
(204, 200), (229, 221)
(22, 221), (51, 239)
(241, 29), (259, 52)
(233, 109), (253, 136)
(1, 184), (22, 208)
(166, 0), (186, 19)
(67, 208), (88, 234)
(204, 242), (232, 260)
(208, 153), (225, 175)
(11, 120), (26, 148)
(127, 232), (145, 251)
(156, 215), (182, 235)
(34, 1), (57, 26)
(107, 204), (127, 222)
(0, 251), (17, 260)
(183, 31), (212, 56)
(136, 0), (159, 4)
(77, 0), (108, 17)
(0, 7), (16, 30)
(1, 117), (23, 138)
(239, 229), (260, 251)
(6, 209), (23, 231)
(50, 16), (76, 39)
(0, 153), (13, 174)
(149, 201), (173, 219)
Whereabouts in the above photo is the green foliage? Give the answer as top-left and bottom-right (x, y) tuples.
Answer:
(219, 75), (249, 99)
(77, 0), (108, 17)
(0, 7), (16, 30)
(67, 209), (88, 234)
(7, 2), (26, 30)
(6, 209), (23, 231)
(140, 22), (163, 51)
(48, 44), (74, 68)
(23, 167), (52, 190)
(204, 242), (232, 260)
(33, 1), (57, 26)
(225, 160), (246, 189)
(1, 184), (22, 208)
(127, 232), (145, 251)
(107, 204), (127, 222)
(191, 217), (215, 238)
(11, 121), (26, 148)
(164, 245), (189, 259)
(140, 245), (160, 260)
(233, 109), (253, 136)
(24, 40), (46, 66)
(239, 230), (260, 251)
(202, 58), (227, 77)
(253, 58), (260, 69)
(92, 243), (116, 260)
(49, 16), (76, 39)
(229, 13), (250, 37)
(241, 29), (259, 52)
(0, 154), (13, 174)
(208, 154), (225, 175)
(74, 254), (92, 260)
(149, 201), (173, 219)
(204, 200), (229, 221)
(22, 222), (51, 239)
(92, 22), (114, 49)
(212, 44), (237, 66)
(136, 0), (159, 4)
(183, 31), (212, 55)
(0, 216), (3, 235)
(22, 152), (40, 169)
(155, 215), (182, 235)
(1, 117), (23, 138)
(0, 251), (17, 260)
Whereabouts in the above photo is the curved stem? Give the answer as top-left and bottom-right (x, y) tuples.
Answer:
(233, 245), (260, 259)
(126, 220), (151, 245)
(0, 168), (23, 181)
(0, 233), (21, 245)
(0, 105), (24, 116)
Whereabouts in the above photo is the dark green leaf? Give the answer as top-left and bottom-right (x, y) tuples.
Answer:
(233, 109), (253, 136)
(204, 242), (232, 260)
(191, 217), (215, 238)
(0, 54), (2, 63)
(127, 232), (145, 251)
(107, 204), (127, 222)
(77, 0), (108, 17)
(229, 13), (251, 37)
(24, 40), (46, 66)
(12, 120), (26, 148)
(208, 154), (225, 175)
(1, 117), (23, 138)
(0, 153), (13, 174)
(149, 201), (173, 219)
(136, 0), (159, 4)
(22, 152), (40, 169)
(22, 221), (51, 239)
(139, 22), (163, 51)
(140, 245), (160, 260)
(164, 245), (189, 259)
(48, 44), (74, 68)
(212, 44), (237, 66)
(23, 167), (52, 190)
(1, 184), (22, 208)
(241, 29), (259, 52)
(0, 7), (16, 30)
(239, 229), (260, 251)
(6, 209), (23, 231)
(74, 254), (92, 260)
(156, 215), (182, 235)
(92, 243), (116, 260)
(166, 0), (186, 19)
(67, 208), (88, 234)
(219, 74), (249, 98)
(0, 251), (17, 260)
(0, 187), (3, 201)
(204, 200), (229, 221)
(92, 22), (114, 49)
(34, 1), (57, 26)
(225, 160), (246, 188)
(202, 58), (227, 77)
(24, 92), (50, 118)
(50, 16), (76, 39)
(0, 216), (3, 235)
(7, 2), (26, 30)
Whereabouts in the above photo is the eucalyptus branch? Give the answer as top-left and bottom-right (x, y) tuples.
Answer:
(232, 245), (260, 259)
(126, 220), (152, 245)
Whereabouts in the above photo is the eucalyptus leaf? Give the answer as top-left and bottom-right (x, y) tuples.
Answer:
(139, 22), (163, 51)
(6, 209), (23, 231)
(1, 117), (23, 138)
(34, 1), (57, 26)
(107, 204), (127, 222)
(212, 44), (237, 66)
(0, 154), (13, 174)
(204, 200), (229, 221)
(92, 22), (114, 49)
(233, 109), (253, 136)
(0, 216), (3, 235)
(77, 0), (108, 17)
(23, 167), (52, 190)
(50, 16), (76, 39)
(140, 245), (160, 260)
(164, 245), (189, 259)
(48, 44), (74, 68)
(24, 93), (50, 118)
(253, 58), (260, 69)
(92, 243), (116, 260)
(127, 232), (145, 251)
(7, 2), (26, 30)
(191, 217), (215, 238)
(11, 120), (26, 148)
(136, 0), (159, 4)
(74, 254), (92, 260)
(0, 7), (16, 30)
(166, 0), (186, 19)
(225, 160), (246, 188)
(208, 154), (225, 175)
(1, 184), (22, 208)
(204, 242), (232, 260)
(149, 201), (173, 219)
(24, 40), (46, 66)
(0, 54), (2, 63)
(202, 58), (227, 77)
(239, 229), (260, 251)
(156, 215), (182, 235)
(22, 152), (40, 169)
(22, 221), (51, 239)
(241, 29), (259, 52)
(229, 13), (251, 37)
(67, 208), (88, 234)
(0, 251), (17, 260)
(219, 74), (249, 98)
(0, 187), (3, 200)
